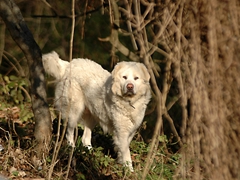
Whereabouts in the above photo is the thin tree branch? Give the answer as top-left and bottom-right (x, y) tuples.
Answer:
(0, 25), (5, 66)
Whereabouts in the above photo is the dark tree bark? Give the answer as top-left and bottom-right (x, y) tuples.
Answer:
(0, 0), (52, 155)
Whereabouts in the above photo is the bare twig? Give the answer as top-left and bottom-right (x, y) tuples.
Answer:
(163, 111), (183, 146)
(19, 86), (31, 101)
(69, 0), (75, 62)
(47, 112), (62, 180)
(3, 51), (25, 76)
(65, 127), (78, 180)
(40, 0), (58, 16)
(81, 0), (88, 39)
(0, 25), (5, 66)
(2, 53), (20, 75)
(99, 0), (140, 63)
(123, 0), (138, 50)
(65, 1), (76, 179)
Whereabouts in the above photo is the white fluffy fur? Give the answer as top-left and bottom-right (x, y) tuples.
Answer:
(42, 51), (151, 171)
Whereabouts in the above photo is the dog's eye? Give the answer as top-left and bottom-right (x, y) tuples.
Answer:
(123, 76), (127, 79)
(134, 77), (139, 80)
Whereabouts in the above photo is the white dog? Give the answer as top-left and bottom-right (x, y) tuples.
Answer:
(42, 51), (151, 171)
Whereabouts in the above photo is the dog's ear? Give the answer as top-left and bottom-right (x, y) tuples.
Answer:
(111, 62), (125, 78)
(111, 80), (122, 96)
(138, 63), (150, 82)
(111, 62), (125, 96)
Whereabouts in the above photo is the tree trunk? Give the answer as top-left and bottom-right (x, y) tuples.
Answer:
(102, 0), (240, 179)
(0, 0), (52, 155)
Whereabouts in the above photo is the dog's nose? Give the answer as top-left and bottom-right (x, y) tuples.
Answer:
(127, 83), (134, 90)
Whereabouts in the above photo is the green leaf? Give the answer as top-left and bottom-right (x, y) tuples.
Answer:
(10, 89), (17, 96)
(12, 171), (19, 176)
(159, 135), (167, 143)
(3, 76), (10, 83)
(17, 89), (24, 102)
(104, 160), (108, 167)
(8, 82), (16, 88)
(19, 79), (27, 86)
(9, 75), (18, 81)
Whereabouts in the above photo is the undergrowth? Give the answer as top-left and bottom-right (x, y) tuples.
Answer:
(55, 132), (180, 180)
(0, 74), (180, 179)
(0, 74), (33, 122)
(0, 125), (179, 179)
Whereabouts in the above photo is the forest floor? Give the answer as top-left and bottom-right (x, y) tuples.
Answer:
(0, 107), (179, 180)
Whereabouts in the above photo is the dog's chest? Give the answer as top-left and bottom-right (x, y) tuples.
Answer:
(115, 100), (145, 123)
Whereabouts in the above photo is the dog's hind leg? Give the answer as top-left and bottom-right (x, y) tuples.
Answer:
(81, 110), (97, 149)
(58, 80), (85, 147)
(65, 108), (84, 147)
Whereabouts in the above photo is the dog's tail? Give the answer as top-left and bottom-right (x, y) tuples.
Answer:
(42, 51), (69, 80)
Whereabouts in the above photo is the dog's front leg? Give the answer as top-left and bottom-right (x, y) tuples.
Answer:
(113, 132), (134, 172)
(122, 147), (133, 172)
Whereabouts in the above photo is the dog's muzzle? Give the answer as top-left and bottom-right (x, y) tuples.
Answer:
(125, 83), (135, 96)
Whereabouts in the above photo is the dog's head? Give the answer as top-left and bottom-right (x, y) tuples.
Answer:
(111, 61), (150, 98)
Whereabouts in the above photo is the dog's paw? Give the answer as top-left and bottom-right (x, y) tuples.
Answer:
(67, 140), (75, 148)
(124, 161), (134, 172)
(66, 134), (75, 147)
(129, 165), (134, 172)
(84, 145), (93, 150)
